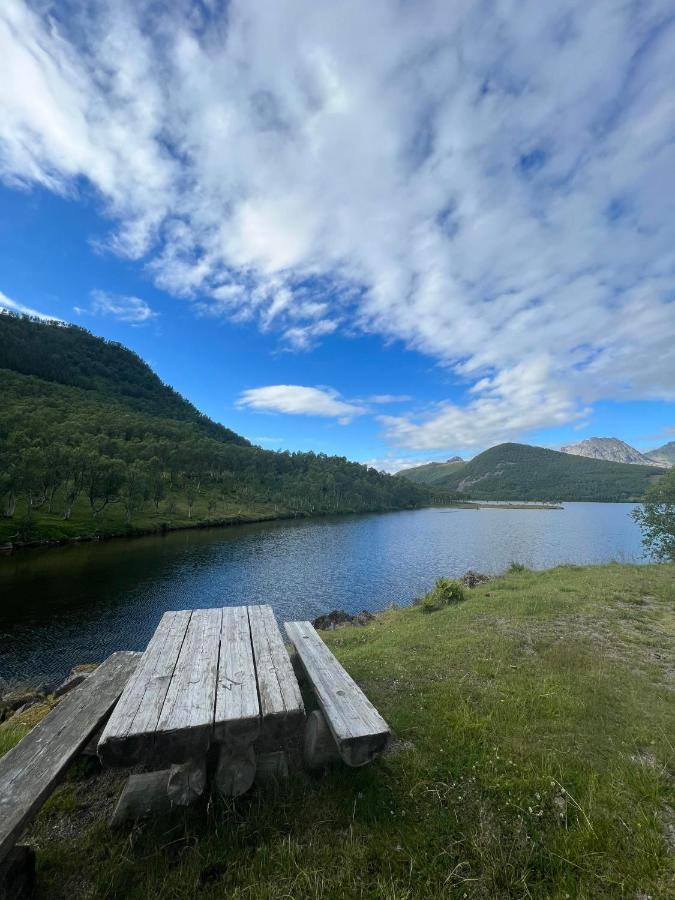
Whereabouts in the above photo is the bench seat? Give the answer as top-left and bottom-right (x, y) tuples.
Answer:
(0, 651), (140, 866)
(284, 621), (389, 767)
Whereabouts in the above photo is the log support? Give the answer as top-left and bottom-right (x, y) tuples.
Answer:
(0, 845), (35, 900)
(214, 743), (256, 797)
(303, 710), (340, 770)
(167, 758), (207, 807)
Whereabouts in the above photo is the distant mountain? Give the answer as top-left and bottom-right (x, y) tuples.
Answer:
(648, 441), (675, 466)
(397, 457), (466, 487)
(560, 437), (669, 468)
(398, 442), (663, 502)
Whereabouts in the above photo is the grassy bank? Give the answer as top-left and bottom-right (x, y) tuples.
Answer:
(0, 489), (428, 550)
(2, 563), (673, 898)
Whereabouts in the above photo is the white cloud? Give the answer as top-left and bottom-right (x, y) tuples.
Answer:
(364, 455), (444, 475)
(237, 385), (365, 423)
(0, 291), (60, 321)
(76, 290), (157, 324)
(1, 1), (675, 446)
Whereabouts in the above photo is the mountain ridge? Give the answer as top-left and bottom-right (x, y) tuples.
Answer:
(398, 442), (663, 502)
(560, 436), (669, 468)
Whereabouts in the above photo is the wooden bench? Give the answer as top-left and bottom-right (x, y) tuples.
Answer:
(284, 621), (390, 768)
(0, 651), (140, 881)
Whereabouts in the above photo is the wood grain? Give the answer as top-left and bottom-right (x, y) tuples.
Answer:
(0, 651), (140, 863)
(284, 621), (390, 766)
(98, 611), (190, 765)
(248, 604), (304, 744)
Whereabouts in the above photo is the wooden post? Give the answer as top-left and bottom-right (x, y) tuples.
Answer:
(255, 750), (289, 783)
(214, 744), (256, 797)
(0, 845), (35, 900)
(303, 710), (340, 769)
(167, 758), (207, 807)
(110, 771), (172, 827)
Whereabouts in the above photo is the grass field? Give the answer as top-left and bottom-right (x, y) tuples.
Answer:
(1, 563), (673, 898)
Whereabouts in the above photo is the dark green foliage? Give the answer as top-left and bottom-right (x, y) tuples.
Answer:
(0, 314), (431, 542)
(0, 311), (247, 445)
(631, 466), (675, 560)
(508, 561), (528, 573)
(400, 442), (664, 502)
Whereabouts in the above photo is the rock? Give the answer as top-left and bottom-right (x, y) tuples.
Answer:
(0, 687), (46, 723)
(312, 609), (375, 630)
(460, 570), (492, 588)
(54, 664), (98, 698)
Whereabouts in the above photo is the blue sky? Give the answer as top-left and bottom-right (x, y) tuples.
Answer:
(1, 0), (674, 470)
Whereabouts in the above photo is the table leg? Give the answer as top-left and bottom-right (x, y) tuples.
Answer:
(214, 742), (256, 797)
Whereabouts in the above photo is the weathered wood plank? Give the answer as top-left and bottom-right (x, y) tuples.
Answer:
(98, 611), (191, 765)
(284, 621), (390, 767)
(214, 606), (260, 747)
(0, 651), (140, 864)
(248, 604), (304, 744)
(155, 608), (222, 762)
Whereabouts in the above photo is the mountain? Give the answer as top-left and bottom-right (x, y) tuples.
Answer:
(648, 441), (675, 466)
(0, 310), (247, 446)
(398, 442), (663, 502)
(0, 313), (431, 544)
(397, 457), (466, 487)
(560, 436), (668, 468)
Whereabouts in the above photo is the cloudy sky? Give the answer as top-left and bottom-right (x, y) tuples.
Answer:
(1, 0), (674, 471)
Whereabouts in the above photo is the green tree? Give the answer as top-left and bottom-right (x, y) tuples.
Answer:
(631, 469), (675, 561)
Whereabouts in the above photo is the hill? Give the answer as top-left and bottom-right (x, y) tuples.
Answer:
(0, 314), (431, 546)
(649, 440), (675, 466)
(2, 563), (673, 897)
(560, 436), (668, 468)
(399, 442), (663, 501)
(396, 457), (466, 487)
(0, 311), (247, 446)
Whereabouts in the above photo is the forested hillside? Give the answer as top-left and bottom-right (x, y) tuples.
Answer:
(396, 458), (466, 487)
(0, 314), (431, 545)
(399, 442), (663, 502)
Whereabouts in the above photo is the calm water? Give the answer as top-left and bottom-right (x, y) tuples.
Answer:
(0, 503), (647, 684)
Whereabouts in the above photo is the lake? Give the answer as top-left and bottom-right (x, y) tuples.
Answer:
(0, 502), (648, 684)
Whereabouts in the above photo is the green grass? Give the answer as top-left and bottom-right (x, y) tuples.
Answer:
(2, 563), (673, 898)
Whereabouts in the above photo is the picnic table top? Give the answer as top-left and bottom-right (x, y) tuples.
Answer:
(98, 605), (305, 766)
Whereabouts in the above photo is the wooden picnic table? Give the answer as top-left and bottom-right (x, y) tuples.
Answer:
(98, 605), (305, 799)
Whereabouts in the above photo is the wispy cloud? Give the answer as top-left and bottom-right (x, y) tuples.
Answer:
(75, 290), (157, 324)
(1, 2), (675, 446)
(367, 395), (413, 405)
(0, 290), (60, 321)
(237, 385), (366, 424)
(364, 455), (448, 475)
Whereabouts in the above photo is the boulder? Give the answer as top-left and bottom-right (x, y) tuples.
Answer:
(312, 609), (375, 630)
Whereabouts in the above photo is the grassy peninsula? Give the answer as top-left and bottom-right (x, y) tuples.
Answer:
(0, 314), (432, 548)
(2, 563), (673, 898)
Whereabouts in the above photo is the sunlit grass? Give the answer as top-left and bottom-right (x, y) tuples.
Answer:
(2, 563), (673, 898)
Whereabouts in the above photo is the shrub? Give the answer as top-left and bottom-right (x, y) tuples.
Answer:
(432, 577), (467, 604)
(508, 561), (528, 573)
(421, 594), (443, 614)
(420, 577), (466, 612)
